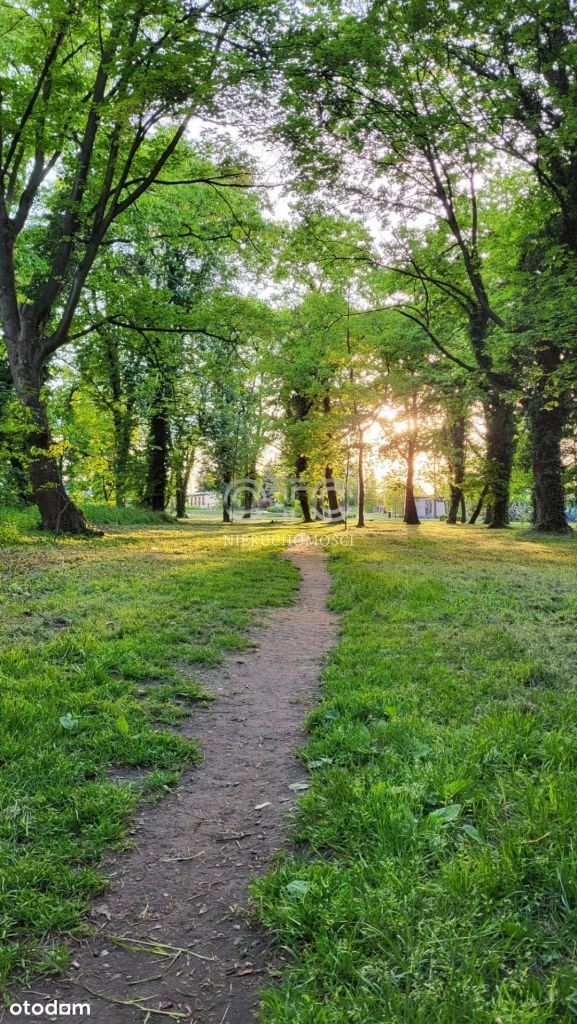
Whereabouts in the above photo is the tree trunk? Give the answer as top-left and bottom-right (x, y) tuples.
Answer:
(243, 487), (253, 519)
(104, 336), (133, 508)
(325, 464), (344, 521)
(526, 347), (570, 534)
(446, 413), (466, 525)
(483, 504), (493, 526)
(0, 358), (32, 505)
(9, 348), (89, 532)
(175, 483), (187, 519)
(469, 484), (488, 525)
(223, 483), (232, 523)
(145, 385), (170, 512)
(8, 455), (33, 505)
(467, 309), (516, 529)
(404, 436), (420, 525)
(175, 450), (194, 519)
(484, 396), (516, 528)
(295, 453), (312, 522)
(321, 395), (344, 522)
(460, 492), (466, 524)
(356, 431), (365, 528)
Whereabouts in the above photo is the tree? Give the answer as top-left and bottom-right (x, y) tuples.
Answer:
(0, 0), (275, 531)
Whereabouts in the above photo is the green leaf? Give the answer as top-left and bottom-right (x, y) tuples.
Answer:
(285, 880), (312, 898)
(426, 803), (461, 824)
(462, 823), (483, 844)
(443, 778), (473, 799)
(59, 713), (78, 731)
(115, 715), (130, 736)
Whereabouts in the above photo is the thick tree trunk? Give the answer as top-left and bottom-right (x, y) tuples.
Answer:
(469, 484), (488, 525)
(295, 453), (312, 522)
(10, 349), (89, 532)
(404, 436), (420, 525)
(484, 396), (516, 528)
(357, 431), (365, 528)
(145, 385), (170, 512)
(528, 400), (570, 533)
(526, 347), (570, 534)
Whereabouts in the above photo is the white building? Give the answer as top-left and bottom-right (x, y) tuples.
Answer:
(187, 490), (219, 508)
(415, 496), (447, 519)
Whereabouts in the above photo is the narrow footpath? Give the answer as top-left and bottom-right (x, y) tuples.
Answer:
(18, 542), (337, 1024)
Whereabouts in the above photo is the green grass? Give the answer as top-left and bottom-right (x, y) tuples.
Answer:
(253, 521), (577, 1024)
(0, 503), (173, 543)
(0, 516), (299, 989)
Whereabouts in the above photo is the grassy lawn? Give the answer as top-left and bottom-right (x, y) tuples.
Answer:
(0, 510), (298, 989)
(254, 521), (577, 1024)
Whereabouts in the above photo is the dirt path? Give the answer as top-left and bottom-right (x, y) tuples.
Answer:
(15, 543), (336, 1024)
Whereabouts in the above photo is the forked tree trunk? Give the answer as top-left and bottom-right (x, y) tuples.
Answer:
(295, 453), (312, 523)
(356, 431), (365, 528)
(446, 413), (466, 525)
(10, 349), (89, 532)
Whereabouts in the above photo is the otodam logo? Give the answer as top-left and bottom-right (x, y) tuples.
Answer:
(8, 1002), (90, 1018)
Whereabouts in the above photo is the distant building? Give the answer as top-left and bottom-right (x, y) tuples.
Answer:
(415, 496), (447, 519)
(187, 490), (219, 508)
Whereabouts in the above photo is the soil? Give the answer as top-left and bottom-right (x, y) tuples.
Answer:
(8, 542), (337, 1024)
